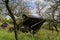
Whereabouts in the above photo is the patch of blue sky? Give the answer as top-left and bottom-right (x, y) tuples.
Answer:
(24, 1), (36, 9)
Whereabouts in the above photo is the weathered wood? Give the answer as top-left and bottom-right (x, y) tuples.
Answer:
(1, 22), (8, 29)
(21, 14), (46, 34)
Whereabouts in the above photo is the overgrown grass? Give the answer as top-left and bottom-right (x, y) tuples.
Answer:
(0, 22), (60, 40)
(0, 30), (15, 40)
(0, 28), (60, 40)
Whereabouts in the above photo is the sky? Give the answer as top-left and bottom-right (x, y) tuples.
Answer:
(24, 1), (36, 9)
(23, 0), (50, 18)
(1, 0), (50, 19)
(5, 0), (50, 19)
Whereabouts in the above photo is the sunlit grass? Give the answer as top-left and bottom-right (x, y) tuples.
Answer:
(0, 28), (60, 40)
(0, 23), (60, 40)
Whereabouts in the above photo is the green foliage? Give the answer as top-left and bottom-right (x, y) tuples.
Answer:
(2, 18), (8, 22)
(0, 18), (13, 23)
(7, 18), (13, 24)
(0, 18), (8, 22)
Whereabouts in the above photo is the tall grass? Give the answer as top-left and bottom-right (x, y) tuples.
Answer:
(0, 29), (60, 40)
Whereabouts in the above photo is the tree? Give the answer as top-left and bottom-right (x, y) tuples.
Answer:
(45, 0), (60, 33)
(2, 0), (18, 40)
(35, 1), (46, 18)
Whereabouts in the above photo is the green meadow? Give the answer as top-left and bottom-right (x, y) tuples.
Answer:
(0, 28), (60, 40)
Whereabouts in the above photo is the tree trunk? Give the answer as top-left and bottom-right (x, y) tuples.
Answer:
(4, 0), (18, 40)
